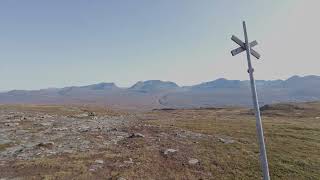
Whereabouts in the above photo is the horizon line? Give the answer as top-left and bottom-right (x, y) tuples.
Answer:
(1, 74), (318, 92)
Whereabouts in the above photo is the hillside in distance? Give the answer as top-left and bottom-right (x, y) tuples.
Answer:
(0, 75), (320, 109)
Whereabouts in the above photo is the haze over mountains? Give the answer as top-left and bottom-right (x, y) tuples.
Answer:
(1, 75), (319, 109)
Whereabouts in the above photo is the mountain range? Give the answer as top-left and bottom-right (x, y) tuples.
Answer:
(1, 75), (320, 109)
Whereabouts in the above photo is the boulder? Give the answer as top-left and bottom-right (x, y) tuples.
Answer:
(129, 133), (145, 138)
(218, 138), (235, 144)
(188, 158), (199, 165)
(95, 159), (104, 164)
(163, 149), (178, 156)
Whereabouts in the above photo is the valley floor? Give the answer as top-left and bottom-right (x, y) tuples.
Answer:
(0, 103), (319, 179)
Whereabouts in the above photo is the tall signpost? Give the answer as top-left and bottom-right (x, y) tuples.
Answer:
(231, 21), (270, 180)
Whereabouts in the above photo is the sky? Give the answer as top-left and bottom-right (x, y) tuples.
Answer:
(0, 0), (319, 91)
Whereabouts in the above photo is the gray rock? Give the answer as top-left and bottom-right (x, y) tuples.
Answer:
(163, 149), (178, 155)
(53, 127), (68, 131)
(0, 136), (12, 145)
(24, 142), (38, 148)
(88, 164), (101, 172)
(88, 112), (95, 117)
(7, 146), (24, 155)
(42, 115), (53, 118)
(218, 137), (235, 144)
(124, 158), (133, 164)
(40, 122), (52, 126)
(78, 126), (90, 132)
(188, 158), (199, 165)
(129, 133), (145, 138)
(75, 113), (89, 118)
(175, 133), (187, 138)
(4, 122), (19, 127)
(16, 130), (29, 135)
(95, 159), (104, 164)
(63, 149), (74, 154)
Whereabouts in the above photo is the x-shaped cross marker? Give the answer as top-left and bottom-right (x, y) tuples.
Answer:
(231, 35), (261, 59)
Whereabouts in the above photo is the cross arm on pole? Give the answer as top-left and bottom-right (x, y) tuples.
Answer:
(250, 49), (261, 59)
(231, 46), (261, 59)
(231, 35), (261, 59)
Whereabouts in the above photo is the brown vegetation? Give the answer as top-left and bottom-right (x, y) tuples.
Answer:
(0, 102), (319, 179)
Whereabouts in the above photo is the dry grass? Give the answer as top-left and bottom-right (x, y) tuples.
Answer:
(0, 143), (13, 152)
(146, 106), (320, 179)
(1, 103), (320, 179)
(0, 104), (127, 117)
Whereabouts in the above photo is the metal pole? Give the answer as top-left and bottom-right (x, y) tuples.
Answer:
(242, 21), (270, 180)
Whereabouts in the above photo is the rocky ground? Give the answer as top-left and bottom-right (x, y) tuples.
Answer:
(0, 110), (132, 161)
(0, 103), (319, 179)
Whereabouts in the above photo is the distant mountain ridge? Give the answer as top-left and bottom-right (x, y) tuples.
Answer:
(191, 78), (242, 89)
(1, 75), (319, 109)
(129, 80), (179, 93)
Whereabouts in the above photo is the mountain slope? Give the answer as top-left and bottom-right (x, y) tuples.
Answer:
(0, 75), (319, 109)
(129, 80), (179, 93)
(160, 75), (320, 108)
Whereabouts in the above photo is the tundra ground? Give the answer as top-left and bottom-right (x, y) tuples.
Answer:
(0, 102), (319, 179)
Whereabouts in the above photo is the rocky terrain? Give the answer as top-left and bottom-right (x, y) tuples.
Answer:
(0, 108), (132, 162)
(0, 102), (320, 179)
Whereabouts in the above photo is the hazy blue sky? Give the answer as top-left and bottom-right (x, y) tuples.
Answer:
(0, 0), (318, 90)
